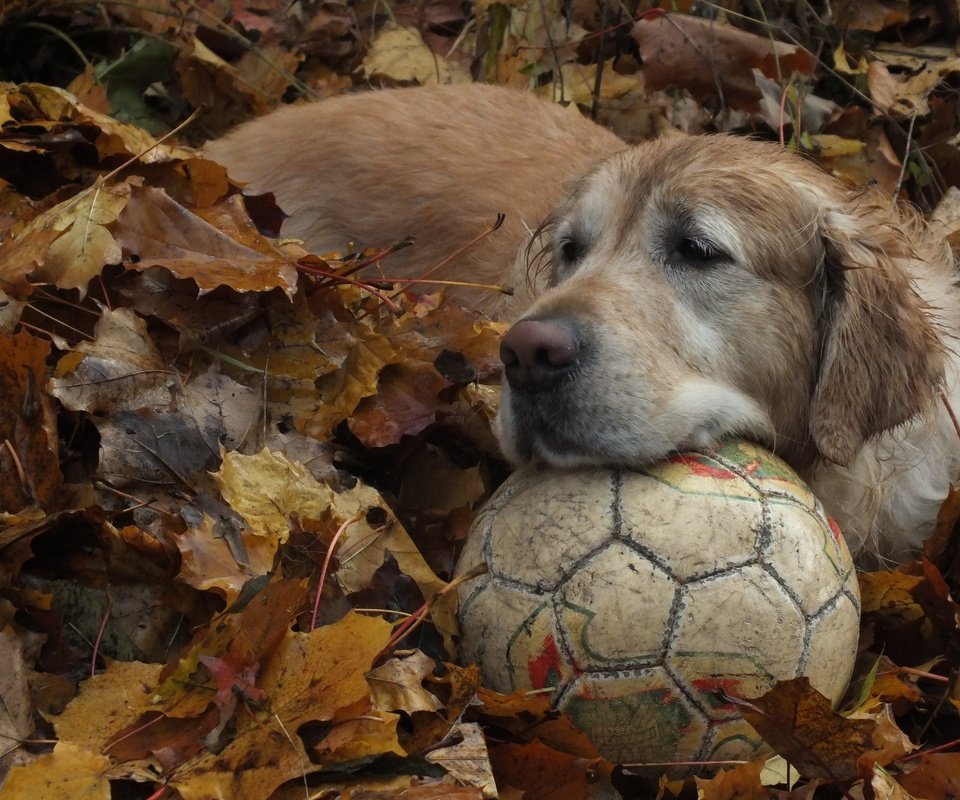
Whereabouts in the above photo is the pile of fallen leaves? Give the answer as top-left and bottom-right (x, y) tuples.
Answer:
(2, 0), (960, 798)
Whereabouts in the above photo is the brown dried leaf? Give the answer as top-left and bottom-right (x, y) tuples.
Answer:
(181, 365), (260, 452)
(48, 308), (171, 414)
(869, 56), (960, 119)
(309, 698), (405, 763)
(98, 406), (215, 493)
(214, 447), (456, 647)
(424, 722), (497, 797)
(471, 686), (606, 761)
(368, 651), (443, 714)
(736, 677), (878, 780)
(632, 13), (815, 112)
(114, 268), (261, 350)
(847, 702), (916, 766)
(177, 38), (298, 134)
(0, 226), (61, 298)
(835, 0), (910, 32)
(0, 330), (61, 512)
(349, 363), (451, 447)
(695, 759), (766, 800)
(112, 184), (298, 297)
(488, 740), (614, 800)
(898, 753), (960, 799)
(1, 83), (189, 164)
(0, 625), (35, 776)
(175, 513), (278, 603)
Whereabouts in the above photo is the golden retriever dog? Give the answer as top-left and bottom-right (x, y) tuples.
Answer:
(206, 83), (960, 565)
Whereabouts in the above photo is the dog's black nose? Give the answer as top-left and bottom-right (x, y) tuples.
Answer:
(501, 319), (579, 390)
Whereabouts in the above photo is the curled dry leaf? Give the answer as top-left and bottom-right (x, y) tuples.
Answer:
(632, 13), (815, 112)
(113, 184), (298, 297)
(308, 697), (405, 765)
(694, 759), (766, 800)
(424, 722), (498, 798)
(868, 57), (960, 119)
(48, 307), (172, 415)
(1, 82), (191, 164)
(847, 701), (916, 766)
(176, 37), (300, 134)
(174, 509), (278, 604)
(368, 650), (444, 714)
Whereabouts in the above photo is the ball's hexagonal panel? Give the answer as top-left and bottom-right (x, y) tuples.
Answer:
(557, 542), (677, 668)
(455, 507), (487, 581)
(702, 717), (769, 764)
(485, 469), (617, 592)
(559, 668), (708, 768)
(718, 440), (819, 508)
(459, 581), (570, 693)
(763, 500), (853, 615)
(803, 593), (860, 704)
(620, 466), (761, 581)
(668, 565), (805, 702)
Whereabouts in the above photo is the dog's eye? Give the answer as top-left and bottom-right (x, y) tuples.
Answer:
(674, 237), (726, 266)
(557, 237), (582, 264)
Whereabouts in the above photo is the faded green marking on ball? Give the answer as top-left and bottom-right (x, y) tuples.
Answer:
(563, 685), (695, 763)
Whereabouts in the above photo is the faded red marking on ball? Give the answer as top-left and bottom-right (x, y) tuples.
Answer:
(528, 634), (563, 690)
(827, 516), (843, 542)
(691, 676), (744, 711)
(667, 455), (761, 479)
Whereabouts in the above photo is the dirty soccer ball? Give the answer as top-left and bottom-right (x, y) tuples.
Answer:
(455, 441), (861, 774)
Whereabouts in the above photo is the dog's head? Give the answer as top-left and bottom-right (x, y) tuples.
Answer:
(496, 135), (947, 471)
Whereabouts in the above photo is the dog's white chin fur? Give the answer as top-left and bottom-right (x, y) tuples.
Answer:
(495, 379), (774, 469)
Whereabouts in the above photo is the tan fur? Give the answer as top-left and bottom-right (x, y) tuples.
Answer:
(204, 84), (623, 314)
(207, 85), (960, 563)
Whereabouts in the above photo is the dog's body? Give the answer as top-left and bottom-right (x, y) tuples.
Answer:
(206, 84), (960, 564)
(205, 85), (623, 316)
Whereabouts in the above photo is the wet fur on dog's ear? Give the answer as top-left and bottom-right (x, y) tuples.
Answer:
(810, 195), (946, 465)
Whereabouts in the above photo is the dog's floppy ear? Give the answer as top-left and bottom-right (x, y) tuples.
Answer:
(809, 196), (946, 465)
